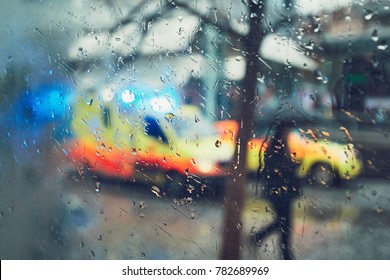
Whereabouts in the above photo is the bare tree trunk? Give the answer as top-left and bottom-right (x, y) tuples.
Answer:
(220, 2), (265, 259)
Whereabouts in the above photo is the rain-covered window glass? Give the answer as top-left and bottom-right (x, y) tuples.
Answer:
(1, 0), (390, 262)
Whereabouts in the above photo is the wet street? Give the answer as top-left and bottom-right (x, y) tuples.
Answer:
(1, 131), (390, 260)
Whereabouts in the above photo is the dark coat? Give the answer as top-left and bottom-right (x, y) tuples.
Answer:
(262, 123), (302, 207)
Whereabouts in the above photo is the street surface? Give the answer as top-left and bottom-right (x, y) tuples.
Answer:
(1, 134), (389, 260)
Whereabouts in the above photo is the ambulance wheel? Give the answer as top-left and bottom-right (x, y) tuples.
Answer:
(308, 163), (340, 188)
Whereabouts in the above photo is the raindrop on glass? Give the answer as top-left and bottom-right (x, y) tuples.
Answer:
(138, 201), (146, 209)
(164, 113), (175, 122)
(215, 140), (222, 147)
(95, 182), (101, 192)
(256, 73), (265, 83)
(371, 29), (379, 42)
(151, 186), (161, 197)
(364, 9), (374, 20)
(89, 250), (95, 259)
(313, 24), (321, 33)
(187, 185), (195, 194)
(377, 40), (388, 50)
(305, 39), (314, 50)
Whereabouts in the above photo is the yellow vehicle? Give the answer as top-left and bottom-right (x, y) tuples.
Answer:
(246, 128), (362, 186)
(65, 85), (362, 193)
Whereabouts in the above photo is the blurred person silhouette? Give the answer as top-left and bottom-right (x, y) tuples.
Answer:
(255, 118), (302, 260)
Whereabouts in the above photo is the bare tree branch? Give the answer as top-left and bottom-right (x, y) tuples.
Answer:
(168, 0), (245, 38)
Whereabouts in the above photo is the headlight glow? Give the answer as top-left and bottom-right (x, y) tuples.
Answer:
(150, 96), (173, 112)
(121, 89), (136, 104)
(198, 161), (213, 173)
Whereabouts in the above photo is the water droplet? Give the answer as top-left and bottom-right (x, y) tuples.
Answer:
(314, 70), (323, 80)
(178, 16), (183, 22)
(151, 186), (161, 197)
(371, 29), (379, 42)
(215, 140), (222, 147)
(97, 234), (102, 241)
(305, 39), (314, 50)
(141, 252), (146, 258)
(138, 201), (146, 209)
(372, 190), (377, 196)
(296, 28), (304, 40)
(236, 222), (242, 230)
(256, 73), (265, 83)
(95, 182), (101, 192)
(186, 197), (193, 204)
(89, 250), (95, 259)
(376, 206), (383, 213)
(377, 40), (388, 50)
(164, 113), (175, 122)
(194, 114), (200, 123)
(364, 9), (374, 20)
(313, 24), (321, 33)
(187, 185), (195, 194)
